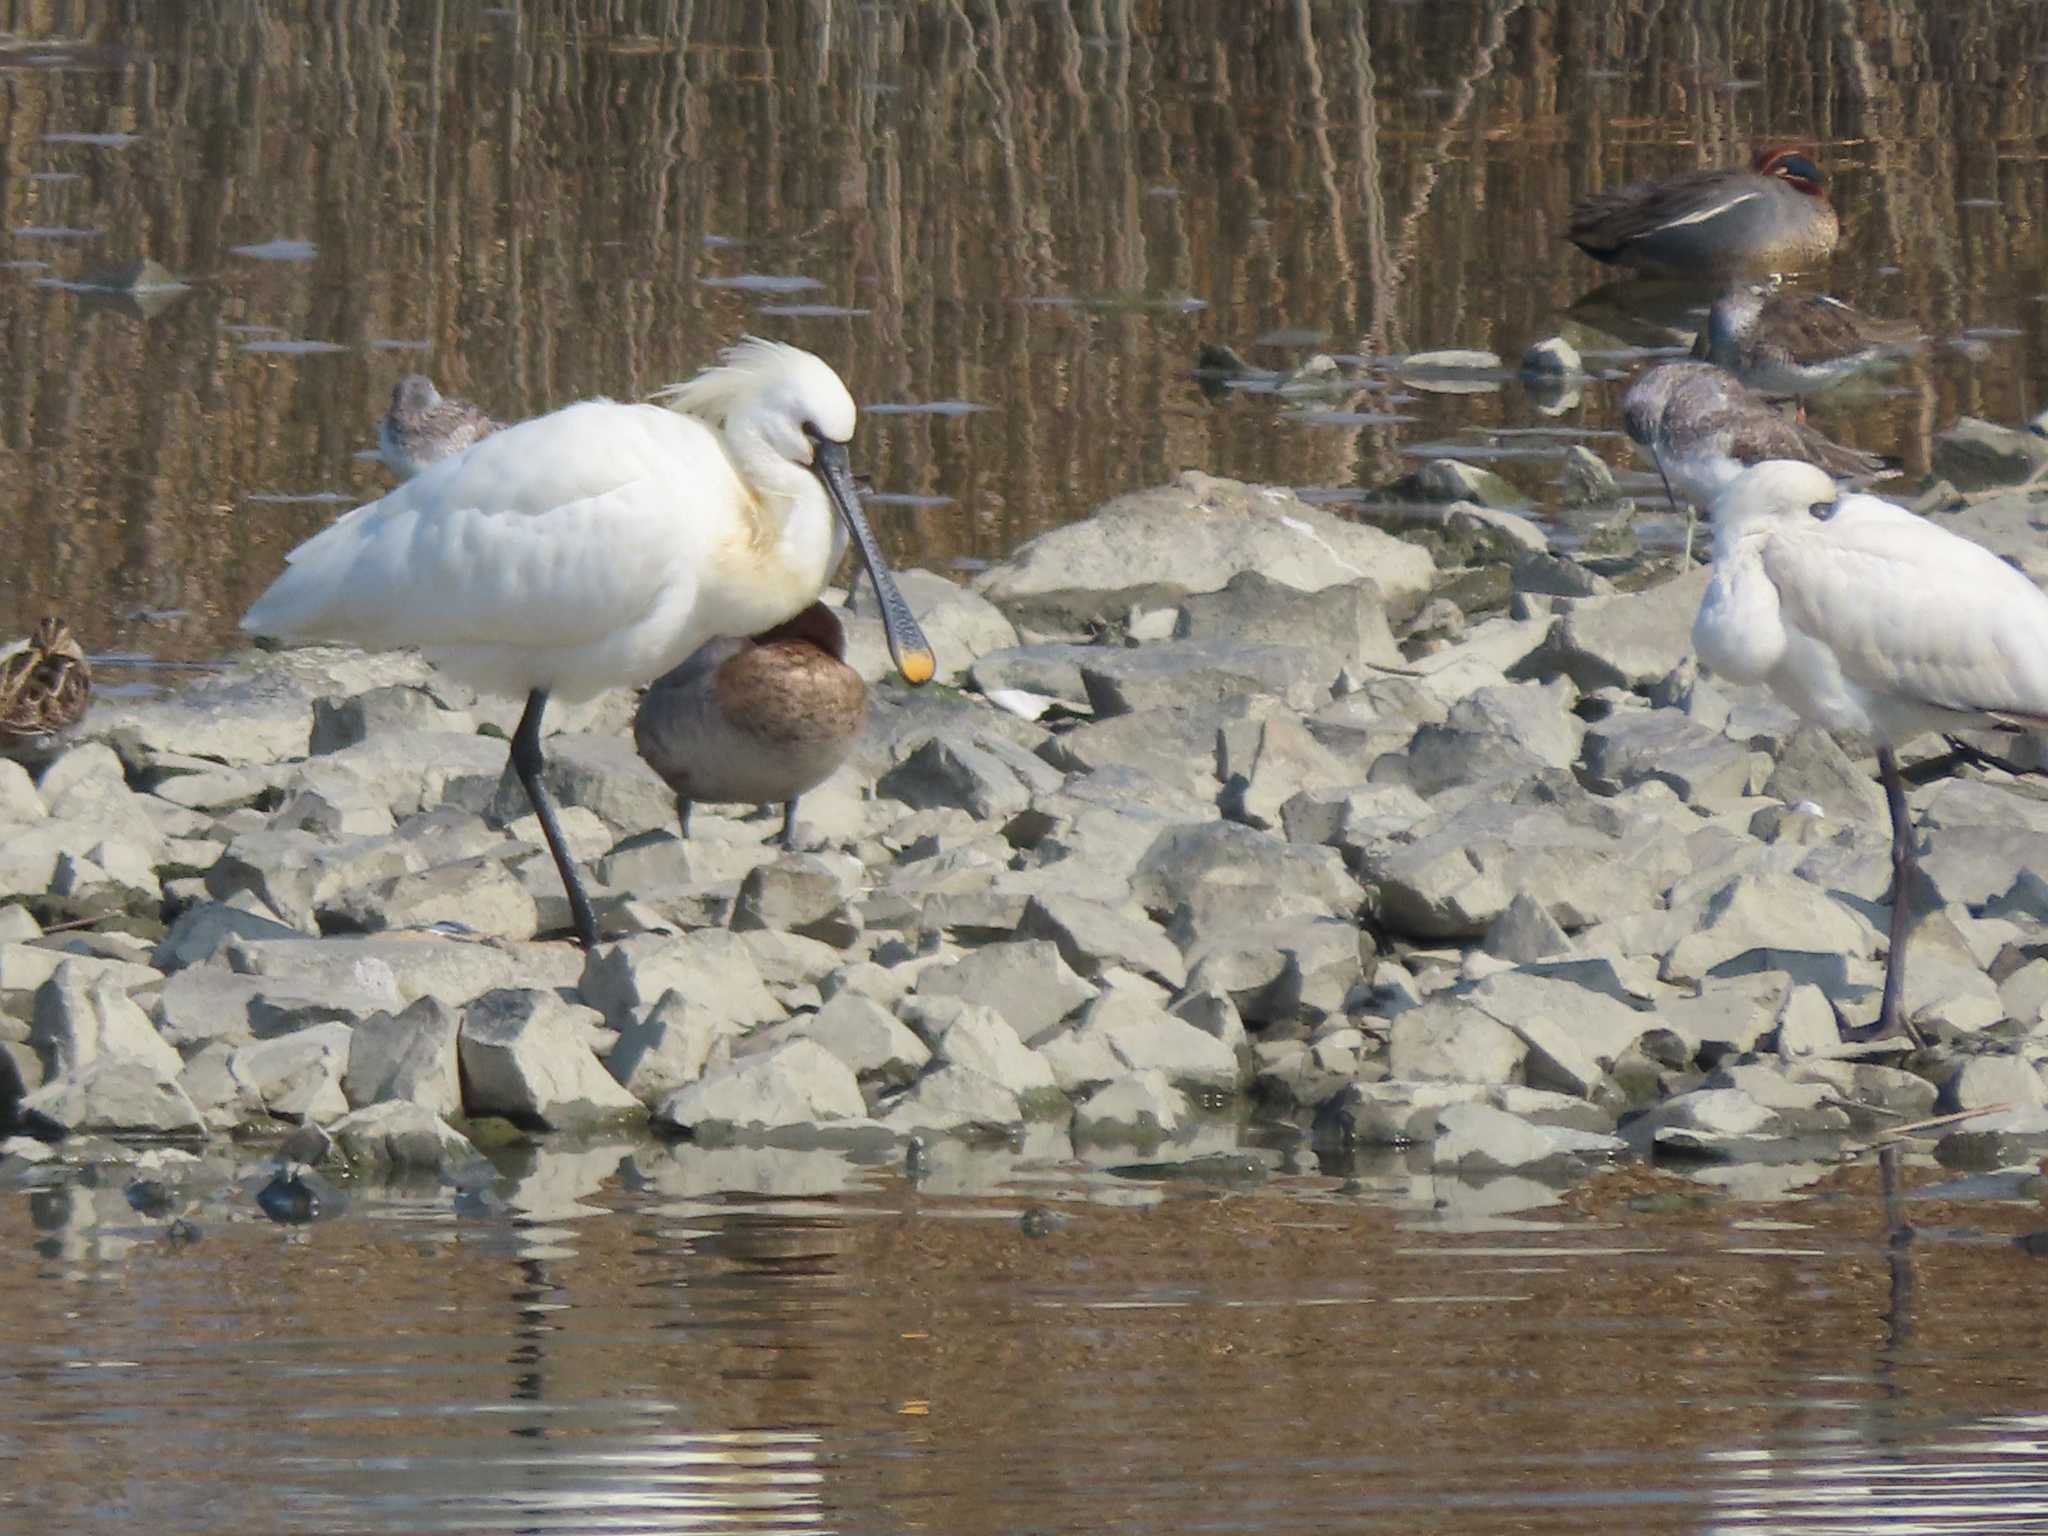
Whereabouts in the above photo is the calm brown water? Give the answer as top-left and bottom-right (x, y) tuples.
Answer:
(3, 1), (2048, 671)
(6, 1145), (2048, 1534)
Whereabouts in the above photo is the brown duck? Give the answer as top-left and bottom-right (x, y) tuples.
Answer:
(0, 617), (91, 754)
(632, 600), (866, 849)
(1568, 147), (1839, 280)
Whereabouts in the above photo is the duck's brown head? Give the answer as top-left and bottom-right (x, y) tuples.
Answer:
(1752, 147), (1826, 197)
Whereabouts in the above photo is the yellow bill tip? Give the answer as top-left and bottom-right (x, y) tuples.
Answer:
(897, 648), (937, 686)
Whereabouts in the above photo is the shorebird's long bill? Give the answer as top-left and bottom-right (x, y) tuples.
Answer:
(814, 441), (936, 685)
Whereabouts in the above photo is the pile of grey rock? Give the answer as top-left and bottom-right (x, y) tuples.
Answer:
(6, 463), (2048, 1194)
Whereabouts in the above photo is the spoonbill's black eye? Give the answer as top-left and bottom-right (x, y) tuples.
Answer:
(1807, 499), (1838, 522)
(801, 420), (824, 443)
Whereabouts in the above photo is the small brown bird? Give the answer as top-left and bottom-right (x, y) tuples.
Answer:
(0, 617), (91, 755)
(633, 600), (866, 849)
(1692, 283), (1917, 396)
(377, 375), (501, 479)
(1567, 147), (1839, 280)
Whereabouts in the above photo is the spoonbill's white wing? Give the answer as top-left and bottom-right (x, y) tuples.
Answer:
(1760, 498), (2048, 724)
(244, 401), (740, 694)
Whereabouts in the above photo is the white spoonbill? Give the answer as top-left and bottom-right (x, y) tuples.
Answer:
(1693, 459), (2048, 1045)
(243, 338), (936, 950)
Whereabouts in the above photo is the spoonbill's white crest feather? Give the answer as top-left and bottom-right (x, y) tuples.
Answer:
(1695, 460), (2048, 742)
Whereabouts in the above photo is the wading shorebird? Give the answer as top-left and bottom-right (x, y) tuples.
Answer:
(377, 375), (501, 479)
(1567, 147), (1839, 280)
(633, 599), (865, 850)
(1694, 459), (2048, 1046)
(1622, 361), (1888, 562)
(1692, 283), (1917, 397)
(243, 338), (936, 949)
(0, 617), (91, 757)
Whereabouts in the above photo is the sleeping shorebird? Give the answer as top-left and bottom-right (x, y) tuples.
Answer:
(1694, 460), (2048, 1046)
(377, 375), (501, 479)
(1692, 283), (1917, 397)
(1568, 147), (1839, 280)
(245, 338), (936, 948)
(0, 617), (91, 758)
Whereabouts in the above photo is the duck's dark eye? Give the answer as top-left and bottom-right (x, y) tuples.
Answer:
(1807, 498), (1837, 522)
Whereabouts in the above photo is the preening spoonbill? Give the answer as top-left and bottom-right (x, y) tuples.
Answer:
(1567, 147), (1838, 279)
(1693, 459), (2048, 1045)
(1623, 361), (1887, 562)
(243, 338), (936, 949)
(377, 375), (501, 479)
(633, 599), (864, 850)
(1692, 284), (1916, 398)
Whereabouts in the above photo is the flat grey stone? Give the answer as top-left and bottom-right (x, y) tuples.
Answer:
(1064, 992), (1240, 1089)
(342, 996), (462, 1114)
(1173, 570), (1401, 683)
(323, 856), (539, 941)
(731, 853), (865, 947)
(1580, 709), (1764, 804)
(1662, 874), (1874, 985)
(1407, 679), (1583, 797)
(1134, 821), (1361, 919)
(877, 731), (1062, 821)
(1218, 713), (1358, 831)
(22, 1057), (204, 1135)
(225, 933), (578, 1010)
(1358, 795), (1689, 941)
(1763, 728), (1887, 822)
(608, 988), (743, 1106)
(655, 1038), (866, 1137)
(1940, 1052), (2048, 1113)
(877, 1063), (1027, 1136)
(1079, 641), (1326, 719)
(152, 902), (304, 973)
(327, 1100), (481, 1174)
(227, 1021), (354, 1122)
(913, 940), (1094, 1041)
(1431, 1100), (1624, 1171)
(579, 932), (782, 1033)
(741, 992), (929, 1093)
(1017, 893), (1187, 990)
(459, 988), (641, 1129)
(1544, 567), (1713, 692)
(1483, 894), (1573, 963)
(1522, 336), (1583, 378)
(906, 997), (1061, 1104)
(974, 471), (1435, 634)
(31, 960), (182, 1082)
(1072, 1069), (1189, 1144)
(968, 643), (1110, 711)
(1389, 997), (1528, 1084)
(151, 969), (389, 1052)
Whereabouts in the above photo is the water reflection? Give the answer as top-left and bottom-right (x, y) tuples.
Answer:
(7, 1141), (2048, 1532)
(1, 2), (2046, 668)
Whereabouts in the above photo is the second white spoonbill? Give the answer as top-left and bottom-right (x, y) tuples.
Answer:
(242, 338), (936, 949)
(1693, 459), (2048, 1045)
